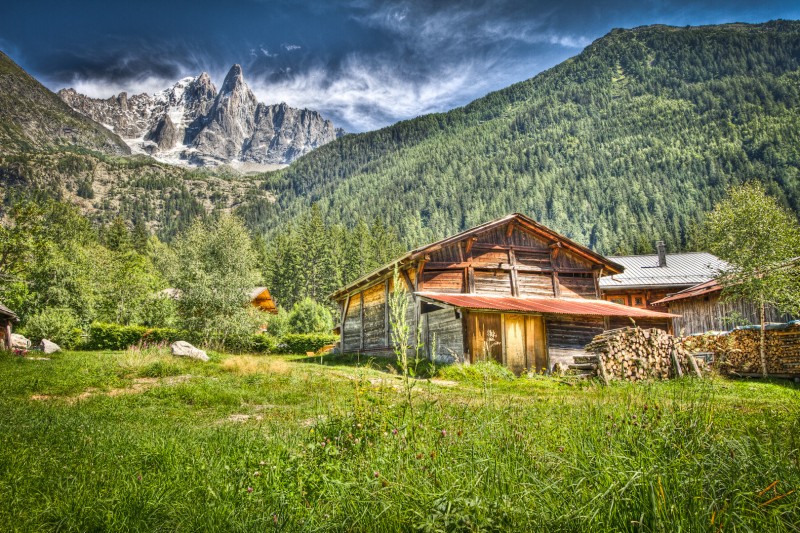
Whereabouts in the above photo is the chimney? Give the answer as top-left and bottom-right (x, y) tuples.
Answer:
(656, 241), (667, 268)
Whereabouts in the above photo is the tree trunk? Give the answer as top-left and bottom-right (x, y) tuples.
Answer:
(759, 301), (767, 378)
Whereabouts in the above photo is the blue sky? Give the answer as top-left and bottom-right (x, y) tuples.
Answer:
(2, 0), (799, 131)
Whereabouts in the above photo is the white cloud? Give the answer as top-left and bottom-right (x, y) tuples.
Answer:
(282, 43), (302, 51)
(260, 47), (278, 58)
(247, 54), (499, 132)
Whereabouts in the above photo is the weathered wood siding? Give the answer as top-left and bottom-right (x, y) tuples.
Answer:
(558, 273), (597, 299)
(424, 308), (465, 363)
(670, 294), (792, 336)
(466, 312), (503, 363)
(420, 270), (463, 293)
(342, 296), (361, 351)
(363, 284), (386, 349)
(474, 270), (512, 295)
(518, 272), (555, 297)
(545, 315), (605, 368)
(609, 316), (671, 332)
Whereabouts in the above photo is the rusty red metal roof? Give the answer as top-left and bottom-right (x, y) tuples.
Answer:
(651, 279), (722, 306)
(417, 293), (679, 318)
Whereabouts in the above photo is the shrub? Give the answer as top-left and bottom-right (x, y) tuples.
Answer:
(263, 307), (291, 337)
(23, 307), (82, 348)
(288, 298), (334, 334)
(85, 323), (183, 350)
(280, 333), (339, 354)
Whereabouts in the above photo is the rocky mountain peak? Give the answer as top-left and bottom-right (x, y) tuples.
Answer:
(59, 64), (342, 168)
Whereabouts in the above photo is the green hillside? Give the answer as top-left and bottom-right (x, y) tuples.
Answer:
(245, 20), (800, 254)
(0, 51), (129, 154)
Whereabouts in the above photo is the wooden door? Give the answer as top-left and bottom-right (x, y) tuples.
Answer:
(525, 316), (548, 373)
(504, 314), (526, 375)
(468, 313), (503, 364)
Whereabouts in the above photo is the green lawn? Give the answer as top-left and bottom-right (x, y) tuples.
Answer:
(0, 349), (798, 532)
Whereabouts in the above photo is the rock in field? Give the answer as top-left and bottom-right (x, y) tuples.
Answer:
(170, 341), (209, 362)
(40, 339), (61, 354)
(10, 333), (31, 350)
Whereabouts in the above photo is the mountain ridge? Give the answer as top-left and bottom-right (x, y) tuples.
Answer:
(243, 20), (800, 255)
(58, 64), (344, 169)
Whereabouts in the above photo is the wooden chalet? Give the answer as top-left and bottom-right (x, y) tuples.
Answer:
(331, 214), (677, 373)
(160, 287), (278, 314)
(249, 287), (278, 314)
(0, 302), (19, 351)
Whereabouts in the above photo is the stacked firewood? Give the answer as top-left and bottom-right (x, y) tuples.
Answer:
(681, 325), (800, 376)
(584, 327), (702, 383)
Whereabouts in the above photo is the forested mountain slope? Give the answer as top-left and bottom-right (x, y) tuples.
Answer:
(245, 21), (800, 254)
(0, 52), (274, 238)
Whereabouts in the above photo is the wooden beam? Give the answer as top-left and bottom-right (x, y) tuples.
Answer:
(505, 222), (515, 238)
(401, 269), (417, 301)
(416, 260), (427, 291)
(552, 272), (561, 298)
(467, 266), (476, 293)
(465, 237), (477, 255)
(509, 248), (519, 297)
(340, 295), (351, 349)
(359, 291), (365, 351)
(384, 279), (390, 347)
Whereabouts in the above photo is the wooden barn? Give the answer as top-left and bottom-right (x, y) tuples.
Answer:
(331, 214), (677, 373)
(0, 302), (19, 351)
(652, 279), (794, 335)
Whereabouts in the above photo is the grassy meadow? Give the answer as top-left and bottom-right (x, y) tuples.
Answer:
(0, 348), (798, 532)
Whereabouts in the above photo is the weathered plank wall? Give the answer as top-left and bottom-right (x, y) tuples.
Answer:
(609, 316), (671, 332)
(467, 312), (503, 364)
(558, 273), (597, 299)
(518, 272), (555, 297)
(342, 296), (361, 351)
(670, 295), (792, 336)
(474, 270), (512, 295)
(545, 315), (605, 368)
(363, 284), (386, 349)
(421, 270), (463, 293)
(424, 308), (465, 363)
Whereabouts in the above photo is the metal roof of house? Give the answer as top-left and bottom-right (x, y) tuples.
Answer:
(417, 293), (678, 318)
(0, 302), (19, 321)
(598, 252), (727, 290)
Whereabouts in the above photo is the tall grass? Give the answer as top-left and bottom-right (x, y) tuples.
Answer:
(0, 350), (797, 531)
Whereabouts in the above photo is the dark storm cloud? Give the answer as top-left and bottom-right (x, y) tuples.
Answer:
(2, 0), (799, 131)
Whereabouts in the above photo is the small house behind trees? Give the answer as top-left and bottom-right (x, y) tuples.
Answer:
(0, 302), (19, 350)
(331, 214), (677, 373)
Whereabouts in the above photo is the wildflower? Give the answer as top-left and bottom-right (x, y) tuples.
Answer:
(373, 471), (380, 478)
(273, 515), (278, 524)
(259, 461), (266, 466)
(392, 428), (398, 435)
(137, 474), (142, 481)
(253, 471), (261, 477)
(558, 446), (565, 453)
(440, 429), (447, 438)
(247, 487), (253, 493)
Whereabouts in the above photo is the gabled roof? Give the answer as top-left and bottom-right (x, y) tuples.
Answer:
(598, 252), (727, 290)
(651, 279), (721, 305)
(249, 287), (272, 300)
(417, 293), (678, 318)
(331, 213), (624, 300)
(0, 301), (18, 322)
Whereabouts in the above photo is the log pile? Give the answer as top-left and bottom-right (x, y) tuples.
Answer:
(681, 323), (800, 376)
(584, 327), (702, 383)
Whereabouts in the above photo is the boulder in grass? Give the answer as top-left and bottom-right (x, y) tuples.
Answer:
(40, 339), (61, 354)
(170, 341), (209, 362)
(10, 333), (31, 350)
